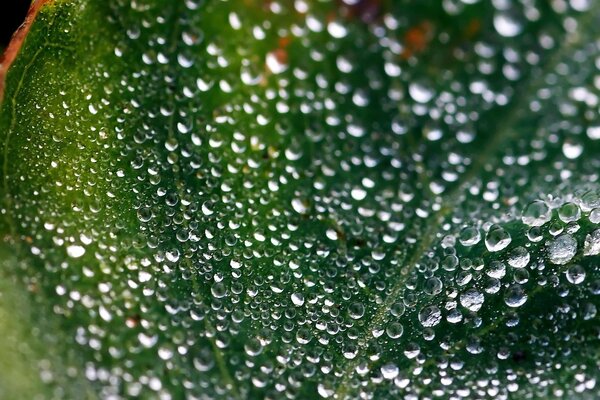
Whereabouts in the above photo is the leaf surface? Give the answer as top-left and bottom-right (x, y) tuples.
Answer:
(2, 0), (600, 398)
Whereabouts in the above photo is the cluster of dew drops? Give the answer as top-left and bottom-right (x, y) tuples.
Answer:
(12, 0), (600, 398)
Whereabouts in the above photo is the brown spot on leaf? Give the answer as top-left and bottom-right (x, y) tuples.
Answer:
(402, 21), (434, 60)
(465, 19), (481, 39)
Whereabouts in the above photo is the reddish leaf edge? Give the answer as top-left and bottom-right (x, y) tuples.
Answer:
(0, 0), (55, 103)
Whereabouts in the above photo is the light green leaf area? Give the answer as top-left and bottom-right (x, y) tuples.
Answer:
(2, 0), (600, 398)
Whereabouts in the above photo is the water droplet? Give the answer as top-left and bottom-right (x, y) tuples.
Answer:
(351, 187), (367, 201)
(507, 246), (530, 269)
(291, 293), (305, 307)
(504, 284), (527, 308)
(558, 202), (581, 223)
(486, 261), (506, 279)
(348, 302), (365, 319)
(244, 338), (264, 356)
(409, 82), (434, 103)
(424, 277), (443, 295)
(493, 13), (522, 37)
(380, 363), (399, 380)
(566, 264), (586, 285)
(521, 200), (551, 227)
(459, 226), (481, 246)
(584, 229), (600, 256)
(318, 384), (334, 398)
(386, 322), (404, 339)
(66, 245), (86, 258)
(419, 305), (442, 327)
(485, 225), (511, 252)
(562, 140), (583, 159)
(291, 198), (309, 214)
(547, 234), (577, 265)
(460, 288), (484, 312)
(266, 51), (288, 74)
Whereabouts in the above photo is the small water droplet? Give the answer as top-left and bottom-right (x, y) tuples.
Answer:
(566, 264), (586, 285)
(409, 82), (435, 103)
(380, 363), (399, 380)
(494, 13), (522, 37)
(291, 293), (305, 307)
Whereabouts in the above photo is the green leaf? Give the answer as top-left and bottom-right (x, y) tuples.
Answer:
(2, 0), (600, 398)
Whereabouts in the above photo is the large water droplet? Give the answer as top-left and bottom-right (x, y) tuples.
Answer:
(504, 284), (527, 308)
(485, 225), (511, 252)
(547, 234), (577, 265)
(460, 288), (484, 312)
(521, 200), (551, 227)
(419, 305), (442, 327)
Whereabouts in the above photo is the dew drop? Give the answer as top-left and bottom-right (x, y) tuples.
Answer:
(381, 363), (399, 380)
(459, 288), (484, 312)
(562, 140), (583, 159)
(409, 82), (435, 103)
(386, 322), (404, 339)
(566, 264), (586, 285)
(459, 226), (481, 247)
(507, 246), (530, 269)
(584, 229), (600, 256)
(419, 305), (442, 327)
(558, 202), (581, 223)
(485, 225), (511, 252)
(504, 284), (527, 308)
(547, 234), (577, 265)
(493, 13), (522, 37)
(291, 293), (305, 307)
(348, 302), (365, 320)
(291, 198), (309, 214)
(521, 200), (551, 227)
(66, 245), (86, 258)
